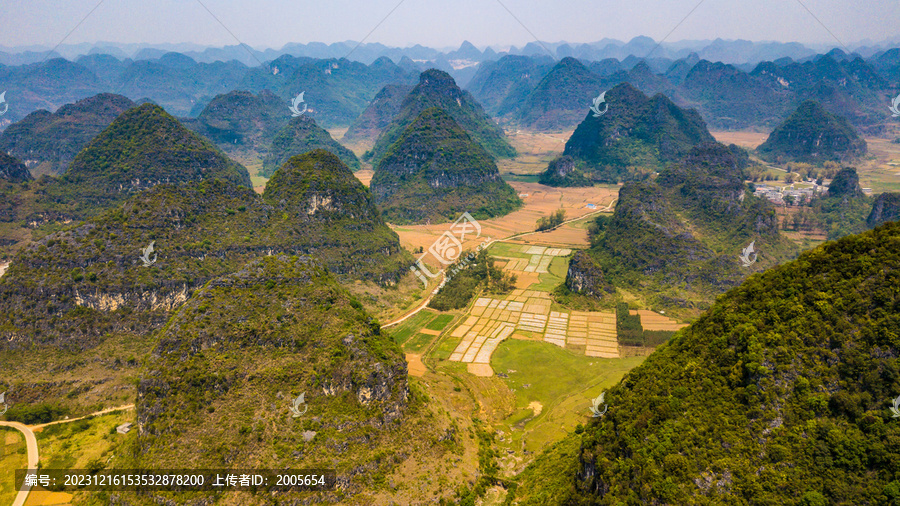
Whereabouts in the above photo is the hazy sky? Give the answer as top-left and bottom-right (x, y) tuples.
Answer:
(3, 0), (899, 50)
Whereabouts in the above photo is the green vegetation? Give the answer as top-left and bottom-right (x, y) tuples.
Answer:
(803, 167), (872, 240)
(536, 209), (566, 231)
(4, 402), (71, 424)
(343, 84), (414, 143)
(614, 303), (675, 348)
(561, 82), (716, 183)
(183, 89), (288, 161)
(615, 303), (643, 346)
(429, 250), (517, 311)
(126, 254), (455, 502)
(261, 115), (360, 176)
(39, 103), (253, 220)
(367, 69), (516, 164)
(757, 100), (867, 165)
(371, 107), (521, 224)
(868, 192), (900, 228)
(0, 150), (411, 349)
(515, 57), (606, 131)
(539, 155), (593, 187)
(0, 93), (135, 176)
(533, 221), (900, 504)
(571, 143), (797, 311)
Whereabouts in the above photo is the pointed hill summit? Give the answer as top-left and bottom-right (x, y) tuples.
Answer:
(41, 103), (252, 219)
(757, 99), (867, 164)
(183, 89), (289, 160)
(342, 83), (414, 144)
(517, 221), (900, 504)
(0, 150), (409, 350)
(261, 115), (359, 176)
(514, 56), (606, 130)
(568, 143), (795, 308)
(550, 82), (715, 183)
(262, 149), (407, 282)
(0, 93), (135, 176)
(367, 69), (516, 164)
(868, 192), (900, 228)
(370, 107), (520, 224)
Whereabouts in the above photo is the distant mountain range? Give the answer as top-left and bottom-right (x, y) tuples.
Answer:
(5, 36), (900, 68)
(1, 44), (898, 135)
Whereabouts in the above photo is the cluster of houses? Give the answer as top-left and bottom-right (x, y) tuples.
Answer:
(753, 181), (830, 206)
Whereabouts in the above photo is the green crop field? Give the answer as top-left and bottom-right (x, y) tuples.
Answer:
(388, 309), (438, 345)
(491, 340), (645, 453)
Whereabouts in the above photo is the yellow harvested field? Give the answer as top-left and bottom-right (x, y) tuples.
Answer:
(406, 353), (427, 377)
(631, 309), (688, 331)
(354, 169), (374, 187)
(390, 182), (616, 270)
(711, 131), (770, 150)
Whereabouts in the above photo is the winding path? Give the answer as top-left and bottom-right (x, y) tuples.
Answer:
(383, 200), (616, 328)
(0, 421), (38, 506)
(0, 404), (134, 506)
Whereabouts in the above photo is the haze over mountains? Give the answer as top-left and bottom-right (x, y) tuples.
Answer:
(2, 27), (900, 505)
(1, 41), (897, 139)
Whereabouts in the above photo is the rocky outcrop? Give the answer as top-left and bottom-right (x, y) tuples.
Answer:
(0, 152), (32, 182)
(539, 155), (592, 187)
(565, 250), (614, 296)
(867, 192), (900, 228)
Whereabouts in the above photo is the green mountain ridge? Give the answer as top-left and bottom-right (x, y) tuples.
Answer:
(367, 69), (516, 164)
(261, 115), (359, 176)
(342, 84), (414, 143)
(0, 150), (410, 349)
(129, 254), (446, 499)
(370, 107), (521, 224)
(38, 103), (252, 220)
(182, 89), (289, 161)
(515, 56), (606, 131)
(525, 221), (900, 504)
(570, 143), (796, 309)
(553, 82), (716, 184)
(0, 152), (32, 183)
(757, 99), (867, 164)
(0, 92), (135, 176)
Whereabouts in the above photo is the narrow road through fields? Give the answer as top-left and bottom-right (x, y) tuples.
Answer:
(1, 404), (134, 506)
(0, 421), (38, 506)
(384, 200), (616, 328)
